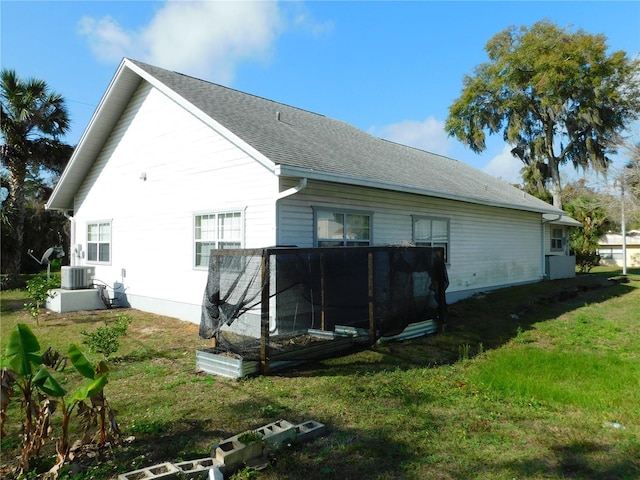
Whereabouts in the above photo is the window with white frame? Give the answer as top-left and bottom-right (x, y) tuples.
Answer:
(315, 209), (371, 247)
(412, 216), (449, 262)
(87, 221), (111, 263)
(194, 211), (243, 267)
(551, 228), (564, 251)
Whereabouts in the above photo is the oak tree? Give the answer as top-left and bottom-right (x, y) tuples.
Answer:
(445, 20), (640, 209)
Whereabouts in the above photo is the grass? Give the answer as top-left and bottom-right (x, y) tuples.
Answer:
(472, 348), (639, 411)
(1, 267), (639, 479)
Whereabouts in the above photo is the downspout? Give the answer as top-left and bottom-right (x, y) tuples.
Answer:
(541, 214), (562, 279)
(274, 178), (308, 245)
(275, 177), (308, 201)
(63, 211), (76, 266)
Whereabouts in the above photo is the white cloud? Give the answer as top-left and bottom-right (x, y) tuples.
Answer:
(78, 1), (284, 83)
(77, 15), (133, 62)
(482, 144), (523, 184)
(369, 117), (451, 155)
(291, 4), (334, 36)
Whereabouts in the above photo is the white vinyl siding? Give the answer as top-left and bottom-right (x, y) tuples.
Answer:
(72, 82), (277, 322)
(87, 221), (111, 264)
(277, 178), (543, 296)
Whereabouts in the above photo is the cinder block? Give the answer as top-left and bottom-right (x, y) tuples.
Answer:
(214, 437), (263, 471)
(295, 420), (326, 443)
(174, 457), (221, 479)
(118, 462), (180, 480)
(257, 419), (297, 450)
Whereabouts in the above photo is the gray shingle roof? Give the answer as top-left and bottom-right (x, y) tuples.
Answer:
(48, 58), (567, 216)
(130, 60), (565, 215)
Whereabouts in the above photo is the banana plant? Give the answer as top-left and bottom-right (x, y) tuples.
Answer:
(3, 323), (51, 474)
(45, 344), (109, 472)
(3, 324), (115, 477)
(68, 344), (117, 445)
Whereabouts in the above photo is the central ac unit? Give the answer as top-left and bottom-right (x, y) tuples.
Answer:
(61, 266), (95, 290)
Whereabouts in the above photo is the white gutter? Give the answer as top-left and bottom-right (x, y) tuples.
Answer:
(275, 177), (308, 201)
(542, 214), (562, 224)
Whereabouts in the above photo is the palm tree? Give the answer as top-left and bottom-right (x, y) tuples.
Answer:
(1, 69), (70, 288)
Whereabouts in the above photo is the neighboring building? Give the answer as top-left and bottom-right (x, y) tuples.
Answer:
(46, 58), (579, 324)
(598, 230), (640, 268)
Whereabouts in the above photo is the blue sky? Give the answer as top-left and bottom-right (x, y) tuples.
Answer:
(2, 1), (639, 185)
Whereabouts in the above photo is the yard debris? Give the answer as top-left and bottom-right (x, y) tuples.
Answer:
(603, 421), (625, 430)
(116, 420), (326, 479)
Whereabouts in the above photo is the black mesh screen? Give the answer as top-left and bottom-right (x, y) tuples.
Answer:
(200, 246), (448, 367)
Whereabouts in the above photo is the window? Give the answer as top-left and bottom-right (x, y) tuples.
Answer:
(87, 221), (111, 263)
(598, 247), (623, 261)
(315, 209), (371, 247)
(551, 228), (564, 251)
(413, 216), (449, 262)
(194, 211), (243, 267)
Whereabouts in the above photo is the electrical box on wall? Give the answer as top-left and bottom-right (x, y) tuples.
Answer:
(61, 266), (95, 290)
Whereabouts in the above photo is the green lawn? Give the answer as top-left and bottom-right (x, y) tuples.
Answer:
(1, 267), (639, 480)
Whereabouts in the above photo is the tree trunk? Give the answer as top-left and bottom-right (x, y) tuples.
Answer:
(5, 161), (27, 287)
(549, 157), (563, 210)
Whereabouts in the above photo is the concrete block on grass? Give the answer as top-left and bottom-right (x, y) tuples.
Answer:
(295, 420), (326, 443)
(214, 436), (263, 472)
(257, 419), (297, 450)
(118, 462), (180, 480)
(174, 457), (221, 479)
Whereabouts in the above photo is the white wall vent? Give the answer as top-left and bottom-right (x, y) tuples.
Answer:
(61, 266), (95, 290)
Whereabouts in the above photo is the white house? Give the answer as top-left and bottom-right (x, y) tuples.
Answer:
(46, 58), (579, 323)
(598, 230), (640, 268)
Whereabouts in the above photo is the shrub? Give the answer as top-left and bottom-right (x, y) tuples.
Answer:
(81, 313), (132, 359)
(23, 275), (59, 324)
(574, 251), (601, 273)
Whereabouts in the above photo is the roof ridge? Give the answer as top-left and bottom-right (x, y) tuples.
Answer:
(127, 58), (328, 120)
